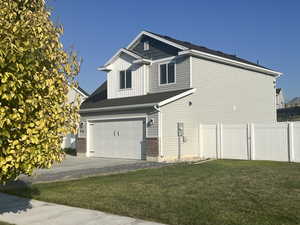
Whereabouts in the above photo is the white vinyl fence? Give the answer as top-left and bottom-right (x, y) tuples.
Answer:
(200, 122), (300, 162)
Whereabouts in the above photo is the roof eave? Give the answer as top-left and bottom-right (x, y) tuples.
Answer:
(132, 58), (152, 65)
(73, 87), (89, 97)
(79, 103), (156, 113)
(157, 88), (196, 107)
(80, 88), (197, 113)
(97, 66), (112, 72)
(100, 48), (142, 69)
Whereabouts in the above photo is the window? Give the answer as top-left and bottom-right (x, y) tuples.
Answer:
(144, 41), (149, 51)
(160, 62), (175, 85)
(120, 70), (132, 89)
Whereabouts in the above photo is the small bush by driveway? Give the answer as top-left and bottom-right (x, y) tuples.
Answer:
(3, 160), (300, 225)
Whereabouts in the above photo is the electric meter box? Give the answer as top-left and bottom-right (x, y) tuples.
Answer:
(177, 122), (184, 137)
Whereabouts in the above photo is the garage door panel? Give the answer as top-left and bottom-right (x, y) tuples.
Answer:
(90, 119), (145, 160)
(91, 121), (115, 158)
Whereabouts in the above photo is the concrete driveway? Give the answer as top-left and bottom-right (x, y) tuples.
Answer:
(2, 156), (166, 187)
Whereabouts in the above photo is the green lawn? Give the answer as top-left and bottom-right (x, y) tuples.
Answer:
(3, 160), (300, 225)
(0, 222), (14, 225)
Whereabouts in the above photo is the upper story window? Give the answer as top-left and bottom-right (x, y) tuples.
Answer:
(159, 62), (175, 85)
(120, 70), (132, 89)
(144, 41), (149, 51)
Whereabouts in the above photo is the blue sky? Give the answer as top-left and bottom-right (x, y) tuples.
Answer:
(49, 0), (300, 100)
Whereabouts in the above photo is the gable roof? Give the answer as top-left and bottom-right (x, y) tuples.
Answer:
(145, 31), (268, 69)
(126, 30), (281, 76)
(80, 88), (193, 111)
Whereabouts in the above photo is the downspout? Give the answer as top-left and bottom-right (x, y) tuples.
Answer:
(153, 104), (163, 159)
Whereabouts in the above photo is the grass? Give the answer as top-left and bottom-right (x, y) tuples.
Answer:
(3, 160), (300, 225)
(0, 222), (14, 225)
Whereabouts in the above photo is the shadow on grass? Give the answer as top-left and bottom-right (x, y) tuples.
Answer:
(0, 180), (40, 214)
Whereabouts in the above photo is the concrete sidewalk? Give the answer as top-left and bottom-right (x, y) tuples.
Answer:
(0, 193), (165, 225)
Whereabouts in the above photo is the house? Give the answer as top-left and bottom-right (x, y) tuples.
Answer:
(286, 97), (300, 108)
(61, 85), (89, 149)
(78, 31), (282, 161)
(276, 88), (285, 109)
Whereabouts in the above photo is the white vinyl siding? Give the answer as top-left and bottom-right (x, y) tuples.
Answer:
(161, 95), (199, 160)
(147, 112), (159, 137)
(107, 53), (146, 99)
(159, 56), (276, 161)
(191, 56), (276, 123)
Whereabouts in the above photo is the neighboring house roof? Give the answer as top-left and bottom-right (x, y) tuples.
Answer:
(288, 97), (300, 105)
(276, 88), (282, 94)
(80, 88), (193, 111)
(77, 86), (90, 97)
(71, 85), (89, 98)
(84, 81), (107, 103)
(145, 30), (269, 70)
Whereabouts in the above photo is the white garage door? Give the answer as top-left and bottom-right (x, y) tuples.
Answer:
(89, 119), (146, 159)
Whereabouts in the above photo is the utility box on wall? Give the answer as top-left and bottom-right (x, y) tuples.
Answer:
(78, 121), (87, 138)
(177, 122), (184, 136)
(77, 121), (87, 155)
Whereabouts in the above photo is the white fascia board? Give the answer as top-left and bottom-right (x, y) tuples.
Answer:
(73, 87), (89, 98)
(97, 64), (113, 71)
(100, 48), (142, 69)
(133, 58), (152, 65)
(157, 88), (196, 107)
(97, 66), (111, 72)
(127, 31), (188, 51)
(79, 103), (156, 113)
(179, 50), (282, 77)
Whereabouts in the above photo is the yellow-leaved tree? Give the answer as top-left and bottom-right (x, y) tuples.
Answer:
(0, 0), (80, 182)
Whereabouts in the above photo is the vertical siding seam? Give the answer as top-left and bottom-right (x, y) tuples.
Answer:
(190, 56), (193, 88)
(86, 121), (90, 157)
(158, 110), (163, 158)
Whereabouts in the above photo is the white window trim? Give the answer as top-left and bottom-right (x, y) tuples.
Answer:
(158, 62), (176, 86)
(119, 70), (132, 90)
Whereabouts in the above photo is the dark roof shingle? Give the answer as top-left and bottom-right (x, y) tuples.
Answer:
(77, 86), (89, 96)
(145, 30), (269, 70)
(81, 88), (191, 110)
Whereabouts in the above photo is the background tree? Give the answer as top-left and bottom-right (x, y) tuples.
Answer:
(0, 0), (80, 182)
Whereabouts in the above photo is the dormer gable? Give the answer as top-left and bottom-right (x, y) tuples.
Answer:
(129, 34), (182, 60)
